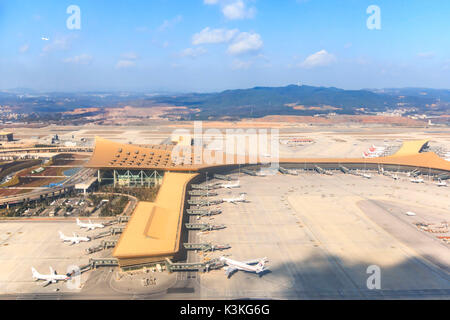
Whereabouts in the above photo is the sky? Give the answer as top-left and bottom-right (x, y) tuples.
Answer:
(0, 0), (449, 92)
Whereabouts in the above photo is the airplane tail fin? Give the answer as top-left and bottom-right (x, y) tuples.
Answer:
(58, 231), (64, 239)
(31, 267), (39, 278)
(256, 257), (268, 272)
(50, 266), (56, 275)
(76, 218), (80, 225)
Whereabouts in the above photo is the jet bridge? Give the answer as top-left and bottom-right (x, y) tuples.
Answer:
(185, 223), (226, 231)
(165, 258), (224, 272)
(92, 226), (124, 240)
(188, 190), (218, 196)
(279, 167), (299, 175)
(339, 165), (350, 174)
(186, 208), (222, 216)
(213, 174), (234, 181)
(188, 199), (223, 206)
(191, 183), (220, 190)
(89, 258), (119, 269)
(314, 166), (334, 175)
(183, 243), (231, 252)
(86, 240), (117, 254)
(242, 168), (257, 176)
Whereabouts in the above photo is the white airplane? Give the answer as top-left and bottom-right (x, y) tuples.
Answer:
(41, 37), (49, 41)
(76, 218), (104, 231)
(59, 231), (91, 245)
(410, 177), (424, 183)
(362, 173), (372, 179)
(31, 266), (70, 286)
(223, 193), (247, 204)
(219, 256), (268, 278)
(220, 180), (240, 189)
(406, 211), (416, 216)
(363, 151), (382, 159)
(370, 145), (386, 152)
(436, 180), (447, 187)
(392, 174), (399, 180)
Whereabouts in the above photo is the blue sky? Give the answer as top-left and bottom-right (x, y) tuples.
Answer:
(0, 0), (449, 92)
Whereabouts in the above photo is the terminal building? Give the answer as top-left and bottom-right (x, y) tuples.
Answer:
(85, 137), (450, 270)
(0, 132), (13, 142)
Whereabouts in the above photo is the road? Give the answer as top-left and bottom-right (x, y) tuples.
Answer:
(0, 168), (96, 206)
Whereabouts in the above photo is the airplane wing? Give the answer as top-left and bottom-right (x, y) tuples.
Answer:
(225, 267), (238, 278)
(244, 258), (268, 265)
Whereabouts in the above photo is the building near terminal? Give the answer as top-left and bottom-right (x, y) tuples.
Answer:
(0, 132), (13, 142)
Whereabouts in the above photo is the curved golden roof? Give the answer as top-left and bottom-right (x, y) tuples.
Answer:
(394, 139), (429, 157)
(113, 172), (198, 262)
(87, 137), (450, 172)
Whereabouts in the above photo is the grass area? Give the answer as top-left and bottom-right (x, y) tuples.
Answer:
(87, 194), (131, 217)
(99, 185), (160, 202)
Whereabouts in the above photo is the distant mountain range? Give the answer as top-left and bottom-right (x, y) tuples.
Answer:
(1, 85), (449, 120)
(152, 85), (450, 120)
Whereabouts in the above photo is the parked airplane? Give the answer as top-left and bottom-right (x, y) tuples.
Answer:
(219, 256), (268, 278)
(406, 211), (416, 216)
(220, 180), (240, 189)
(362, 173), (372, 179)
(76, 218), (104, 231)
(223, 193), (247, 204)
(370, 144), (386, 151)
(410, 177), (424, 183)
(31, 266), (70, 286)
(363, 151), (382, 159)
(392, 174), (399, 180)
(436, 180), (447, 187)
(59, 231), (91, 245)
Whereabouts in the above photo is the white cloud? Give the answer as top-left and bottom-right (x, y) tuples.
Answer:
(417, 52), (435, 59)
(203, 0), (256, 20)
(300, 50), (336, 68)
(192, 27), (239, 45)
(63, 54), (93, 65)
(222, 0), (256, 20)
(158, 15), (182, 32)
(231, 59), (252, 70)
(121, 52), (139, 60)
(19, 44), (29, 53)
(115, 60), (136, 69)
(42, 35), (74, 53)
(227, 32), (263, 55)
(180, 47), (207, 58)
